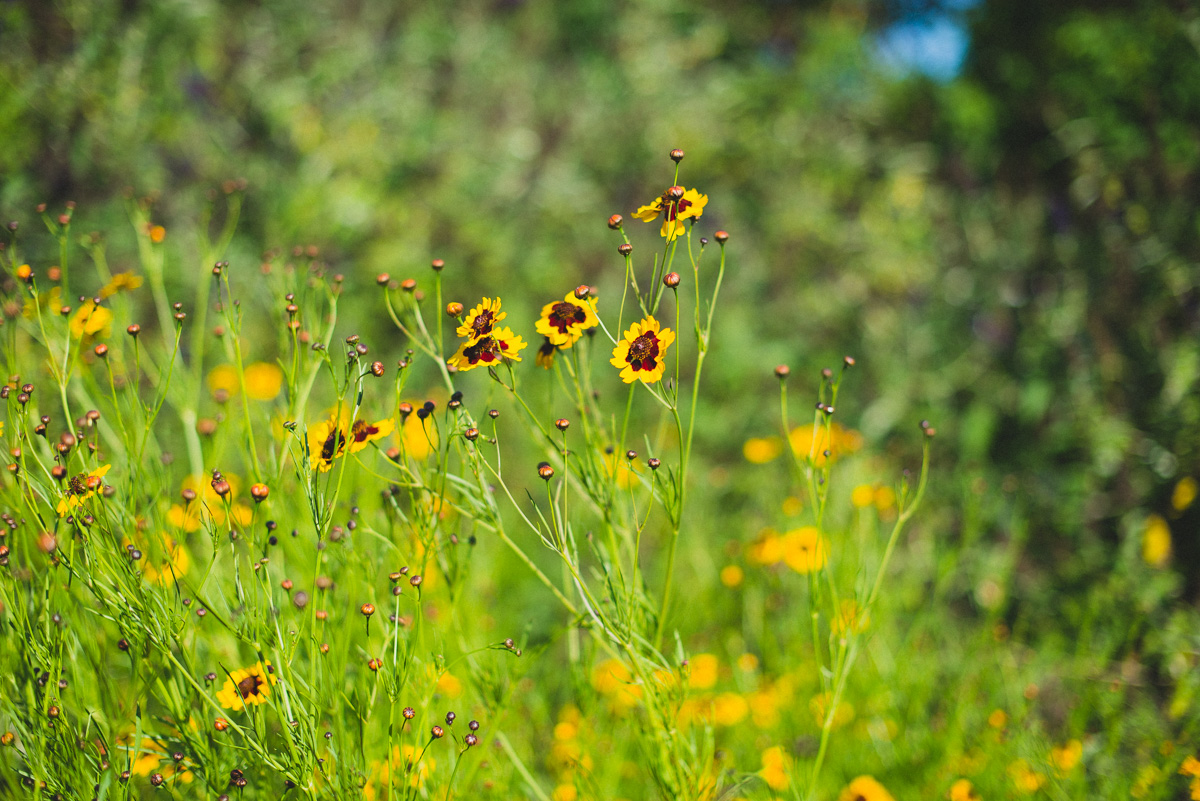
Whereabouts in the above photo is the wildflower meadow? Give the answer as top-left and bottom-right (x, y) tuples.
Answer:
(2, 2), (1199, 800)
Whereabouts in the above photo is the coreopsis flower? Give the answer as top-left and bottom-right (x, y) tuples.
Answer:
(535, 291), (599, 348)
(69, 300), (113, 339)
(535, 337), (557, 369)
(837, 776), (894, 801)
(308, 417), (348, 472)
(782, 526), (827, 574)
(99, 271), (144, 299)
(456, 297), (506, 340)
(135, 533), (191, 585)
(447, 326), (527, 372)
(610, 316), (674, 384)
(216, 662), (277, 711)
(634, 186), (708, 241)
(56, 464), (112, 516)
(349, 417), (395, 454)
(243, 362), (284, 401)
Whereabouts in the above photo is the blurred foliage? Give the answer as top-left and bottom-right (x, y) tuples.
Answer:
(2, 0), (1200, 796)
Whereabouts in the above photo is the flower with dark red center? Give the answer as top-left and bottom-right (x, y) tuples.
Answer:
(633, 186), (708, 241)
(610, 316), (675, 384)
(447, 326), (526, 372)
(535, 290), (599, 348)
(535, 337), (557, 370)
(455, 297), (506, 341)
(348, 418), (395, 454)
(215, 662), (277, 711)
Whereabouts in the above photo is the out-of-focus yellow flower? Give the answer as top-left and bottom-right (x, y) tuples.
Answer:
(1008, 760), (1045, 793)
(712, 692), (748, 726)
(688, 654), (719, 690)
(759, 746), (790, 790)
(832, 599), (870, 636)
(436, 670), (463, 699)
(736, 653), (759, 673)
(988, 709), (1007, 729)
(244, 362), (283, 401)
(207, 365), (240, 399)
(399, 413), (437, 461)
(167, 504), (199, 532)
(603, 450), (641, 489)
(810, 692), (854, 729)
(126, 737), (194, 783)
(554, 721), (578, 742)
(592, 659), (642, 710)
(364, 744), (434, 797)
(743, 436), (783, 464)
(149, 225), (166, 243)
(1051, 739), (1082, 774)
(748, 529), (785, 565)
(552, 784), (578, 801)
(135, 532), (190, 585)
(749, 677), (795, 729)
(837, 776), (894, 801)
(788, 422), (862, 466)
(782, 527), (827, 574)
(781, 495), (803, 516)
(851, 484), (875, 508)
(874, 485), (897, 512)
(56, 464), (111, 516)
(70, 300), (112, 339)
(1142, 514), (1172, 568)
(99, 272), (144, 299)
(1173, 477), (1197, 513)
(949, 778), (980, 801)
(634, 186), (708, 241)
(610, 316), (674, 384)
(1182, 755), (1200, 777)
(216, 662), (277, 711)
(720, 565), (744, 588)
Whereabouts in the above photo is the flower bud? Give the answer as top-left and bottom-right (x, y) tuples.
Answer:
(401, 279), (417, 292)
(714, 230), (729, 244)
(431, 725), (444, 739)
(250, 483), (269, 502)
(403, 707), (415, 719)
(376, 273), (390, 286)
(670, 148), (684, 163)
(94, 344), (108, 358)
(464, 427), (479, 441)
(573, 285), (590, 299)
(371, 361), (385, 377)
(446, 301), (464, 317)
(431, 258), (445, 271)
(555, 418), (570, 431)
(607, 214), (623, 230)
(537, 462), (554, 480)
(361, 603), (375, 617)
(127, 324), (140, 337)
(663, 272), (680, 288)
(647, 457), (661, 470)
(618, 243), (632, 256)
(775, 365), (790, 379)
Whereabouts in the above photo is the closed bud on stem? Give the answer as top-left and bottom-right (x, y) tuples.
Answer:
(714, 230), (729, 244)
(663, 272), (680, 288)
(376, 273), (390, 286)
(446, 302), (464, 317)
(537, 462), (554, 480)
(670, 148), (684, 162)
(775, 365), (790, 379)
(607, 214), (623, 230)
(618, 243), (633, 256)
(431, 258), (445, 271)
(250, 483), (269, 502)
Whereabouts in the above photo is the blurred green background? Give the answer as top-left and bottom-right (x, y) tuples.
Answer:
(3, 0), (1200, 794)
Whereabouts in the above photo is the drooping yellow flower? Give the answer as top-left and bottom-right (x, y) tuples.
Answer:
(56, 464), (112, 516)
(99, 271), (144, 299)
(535, 290), (599, 348)
(1142, 514), (1172, 568)
(610, 316), (674, 384)
(244, 362), (284, 401)
(308, 417), (348, 472)
(743, 436), (783, 464)
(69, 300), (113, 339)
(634, 186), (709, 241)
(782, 526), (827, 574)
(456, 297), (506, 340)
(837, 775), (894, 801)
(349, 418), (395, 454)
(535, 337), (558, 369)
(136, 532), (190, 585)
(215, 662), (277, 712)
(447, 326), (527, 372)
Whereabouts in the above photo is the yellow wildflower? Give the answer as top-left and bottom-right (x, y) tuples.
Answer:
(743, 436), (783, 464)
(782, 527), (827, 574)
(535, 290), (599, 348)
(215, 662), (277, 712)
(688, 654), (719, 690)
(69, 300), (112, 339)
(308, 417), (348, 472)
(56, 464), (111, 516)
(136, 532), (190, 585)
(206, 365), (240, 399)
(399, 413), (437, 460)
(1051, 739), (1082, 774)
(851, 484), (875, 508)
(712, 693), (749, 726)
(719, 565), (744, 588)
(99, 271), (144, 299)
(1142, 514), (1171, 568)
(759, 746), (790, 790)
(788, 422), (862, 465)
(949, 778), (980, 801)
(1173, 477), (1197, 512)
(349, 418), (395, 454)
(988, 709), (1007, 729)
(447, 326), (526, 371)
(244, 362), (283, 401)
(610, 316), (674, 384)
(634, 186), (708, 241)
(456, 297), (505, 340)
(837, 776), (894, 801)
(1008, 760), (1045, 793)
